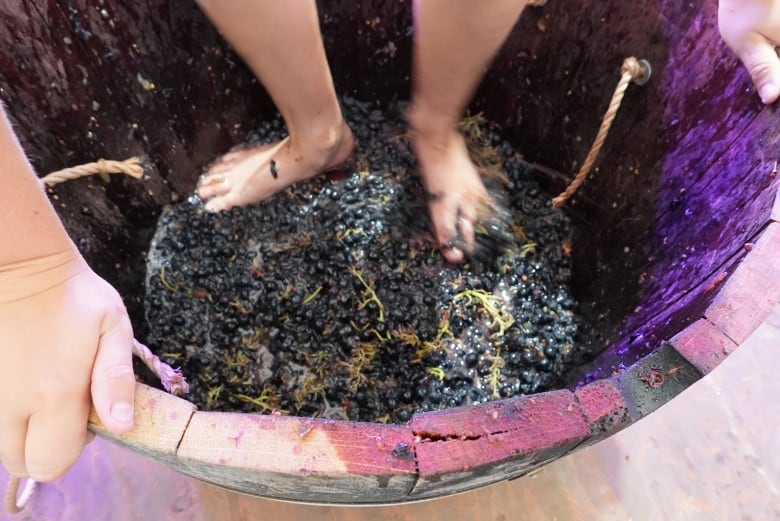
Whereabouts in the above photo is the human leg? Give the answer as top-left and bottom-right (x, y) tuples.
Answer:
(408, 0), (528, 263)
(195, 0), (354, 211)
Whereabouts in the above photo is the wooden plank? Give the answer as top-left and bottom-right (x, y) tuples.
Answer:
(706, 222), (780, 344)
(6, 306), (780, 518)
(175, 411), (417, 504)
(88, 383), (196, 468)
(573, 380), (630, 443)
(575, 104), (780, 381)
(565, 248), (744, 384)
(408, 390), (589, 499)
(610, 344), (702, 420)
(669, 318), (739, 374)
(631, 110), (780, 329)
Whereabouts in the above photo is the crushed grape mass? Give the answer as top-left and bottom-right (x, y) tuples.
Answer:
(143, 98), (592, 423)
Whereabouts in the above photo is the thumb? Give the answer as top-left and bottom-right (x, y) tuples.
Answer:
(733, 35), (780, 104)
(91, 311), (137, 434)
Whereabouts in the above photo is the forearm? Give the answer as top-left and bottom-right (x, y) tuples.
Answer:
(0, 103), (76, 264)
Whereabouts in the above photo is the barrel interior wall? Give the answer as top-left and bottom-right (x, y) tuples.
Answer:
(318, 0), (414, 104)
(472, 0), (671, 339)
(469, 0), (775, 368)
(0, 0), (275, 323)
(551, 0), (778, 372)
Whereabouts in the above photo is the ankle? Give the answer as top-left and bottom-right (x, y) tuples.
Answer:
(291, 117), (351, 156)
(407, 100), (460, 142)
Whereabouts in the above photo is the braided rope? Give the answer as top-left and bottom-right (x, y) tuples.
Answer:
(41, 157), (144, 187)
(4, 476), (36, 515)
(132, 339), (190, 396)
(552, 57), (648, 208)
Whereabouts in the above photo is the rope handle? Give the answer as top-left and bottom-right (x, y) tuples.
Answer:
(41, 157), (144, 187)
(552, 57), (651, 208)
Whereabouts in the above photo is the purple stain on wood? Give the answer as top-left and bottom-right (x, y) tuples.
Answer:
(706, 223), (780, 343)
(574, 380), (629, 435)
(412, 391), (589, 476)
(324, 422), (418, 476)
(669, 318), (738, 374)
(228, 430), (244, 447)
(573, 18), (780, 377)
(409, 391), (590, 497)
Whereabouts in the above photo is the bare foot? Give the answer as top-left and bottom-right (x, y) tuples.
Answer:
(197, 120), (354, 211)
(411, 124), (490, 264)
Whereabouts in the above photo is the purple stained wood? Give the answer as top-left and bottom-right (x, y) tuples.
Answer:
(669, 318), (739, 374)
(574, 380), (630, 437)
(174, 411), (417, 503)
(411, 390), (587, 440)
(409, 390), (589, 498)
(706, 223), (780, 344)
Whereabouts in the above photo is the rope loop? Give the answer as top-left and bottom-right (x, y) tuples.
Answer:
(41, 156), (144, 187)
(621, 56), (643, 80)
(4, 476), (36, 515)
(552, 56), (650, 208)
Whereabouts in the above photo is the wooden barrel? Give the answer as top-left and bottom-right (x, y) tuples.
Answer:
(2, 0), (778, 504)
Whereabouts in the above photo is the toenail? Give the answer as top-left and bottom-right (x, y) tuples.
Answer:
(201, 174), (226, 187)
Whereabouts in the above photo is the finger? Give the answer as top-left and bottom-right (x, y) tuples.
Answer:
(90, 310), (136, 436)
(25, 400), (89, 482)
(0, 417), (29, 477)
(732, 35), (780, 104)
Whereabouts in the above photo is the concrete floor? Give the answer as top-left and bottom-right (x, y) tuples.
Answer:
(3, 303), (780, 520)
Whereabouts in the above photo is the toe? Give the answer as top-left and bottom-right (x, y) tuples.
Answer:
(458, 216), (476, 257)
(441, 244), (465, 264)
(197, 174), (231, 200)
(429, 195), (459, 247)
(429, 194), (470, 264)
(206, 159), (237, 175)
(458, 197), (480, 255)
(204, 194), (235, 213)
